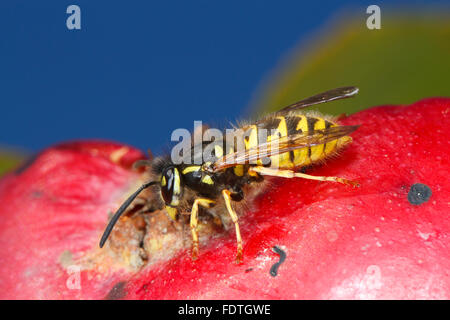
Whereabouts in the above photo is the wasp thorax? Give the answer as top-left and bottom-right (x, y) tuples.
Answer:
(160, 167), (183, 207)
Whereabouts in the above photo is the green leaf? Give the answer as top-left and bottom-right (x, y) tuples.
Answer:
(250, 12), (450, 116)
(0, 151), (25, 177)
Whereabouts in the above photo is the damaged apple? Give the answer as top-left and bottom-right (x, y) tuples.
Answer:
(0, 98), (449, 299)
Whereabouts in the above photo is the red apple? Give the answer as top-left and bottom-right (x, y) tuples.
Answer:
(0, 98), (448, 299)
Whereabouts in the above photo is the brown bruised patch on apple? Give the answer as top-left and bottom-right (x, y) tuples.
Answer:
(103, 197), (225, 270)
(95, 161), (228, 268)
(105, 281), (128, 300)
(15, 141), (232, 276)
(0, 98), (449, 299)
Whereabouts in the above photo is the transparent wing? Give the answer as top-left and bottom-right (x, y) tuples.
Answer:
(237, 86), (359, 133)
(276, 86), (359, 114)
(210, 125), (359, 172)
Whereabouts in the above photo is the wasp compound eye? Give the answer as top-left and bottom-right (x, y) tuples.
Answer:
(161, 167), (182, 206)
(161, 168), (174, 204)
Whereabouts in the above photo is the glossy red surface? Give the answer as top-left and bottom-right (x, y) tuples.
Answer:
(0, 98), (448, 299)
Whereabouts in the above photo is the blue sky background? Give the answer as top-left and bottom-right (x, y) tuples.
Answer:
(0, 0), (447, 154)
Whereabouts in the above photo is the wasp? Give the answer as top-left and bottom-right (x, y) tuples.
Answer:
(99, 86), (360, 263)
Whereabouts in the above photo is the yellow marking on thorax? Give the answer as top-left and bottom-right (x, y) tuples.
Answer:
(182, 166), (201, 175)
(214, 145), (223, 158)
(161, 176), (167, 186)
(244, 125), (258, 150)
(201, 175), (214, 185)
(225, 145), (244, 177)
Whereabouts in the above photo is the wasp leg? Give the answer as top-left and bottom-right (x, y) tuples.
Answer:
(249, 166), (359, 187)
(190, 198), (215, 260)
(222, 190), (243, 264)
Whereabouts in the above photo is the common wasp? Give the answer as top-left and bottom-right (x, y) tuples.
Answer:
(99, 86), (360, 263)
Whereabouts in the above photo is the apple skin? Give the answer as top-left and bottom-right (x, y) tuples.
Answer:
(0, 98), (448, 299)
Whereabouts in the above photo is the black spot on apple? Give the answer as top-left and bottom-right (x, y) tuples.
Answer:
(408, 183), (432, 205)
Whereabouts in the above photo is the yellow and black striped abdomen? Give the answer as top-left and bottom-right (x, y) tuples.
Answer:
(285, 115), (352, 169)
(239, 115), (352, 171)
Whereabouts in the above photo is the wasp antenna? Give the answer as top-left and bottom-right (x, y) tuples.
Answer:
(132, 159), (153, 170)
(99, 181), (158, 248)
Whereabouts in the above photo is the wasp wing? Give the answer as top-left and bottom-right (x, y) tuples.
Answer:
(275, 86), (359, 115)
(210, 125), (359, 172)
(237, 87), (359, 133)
